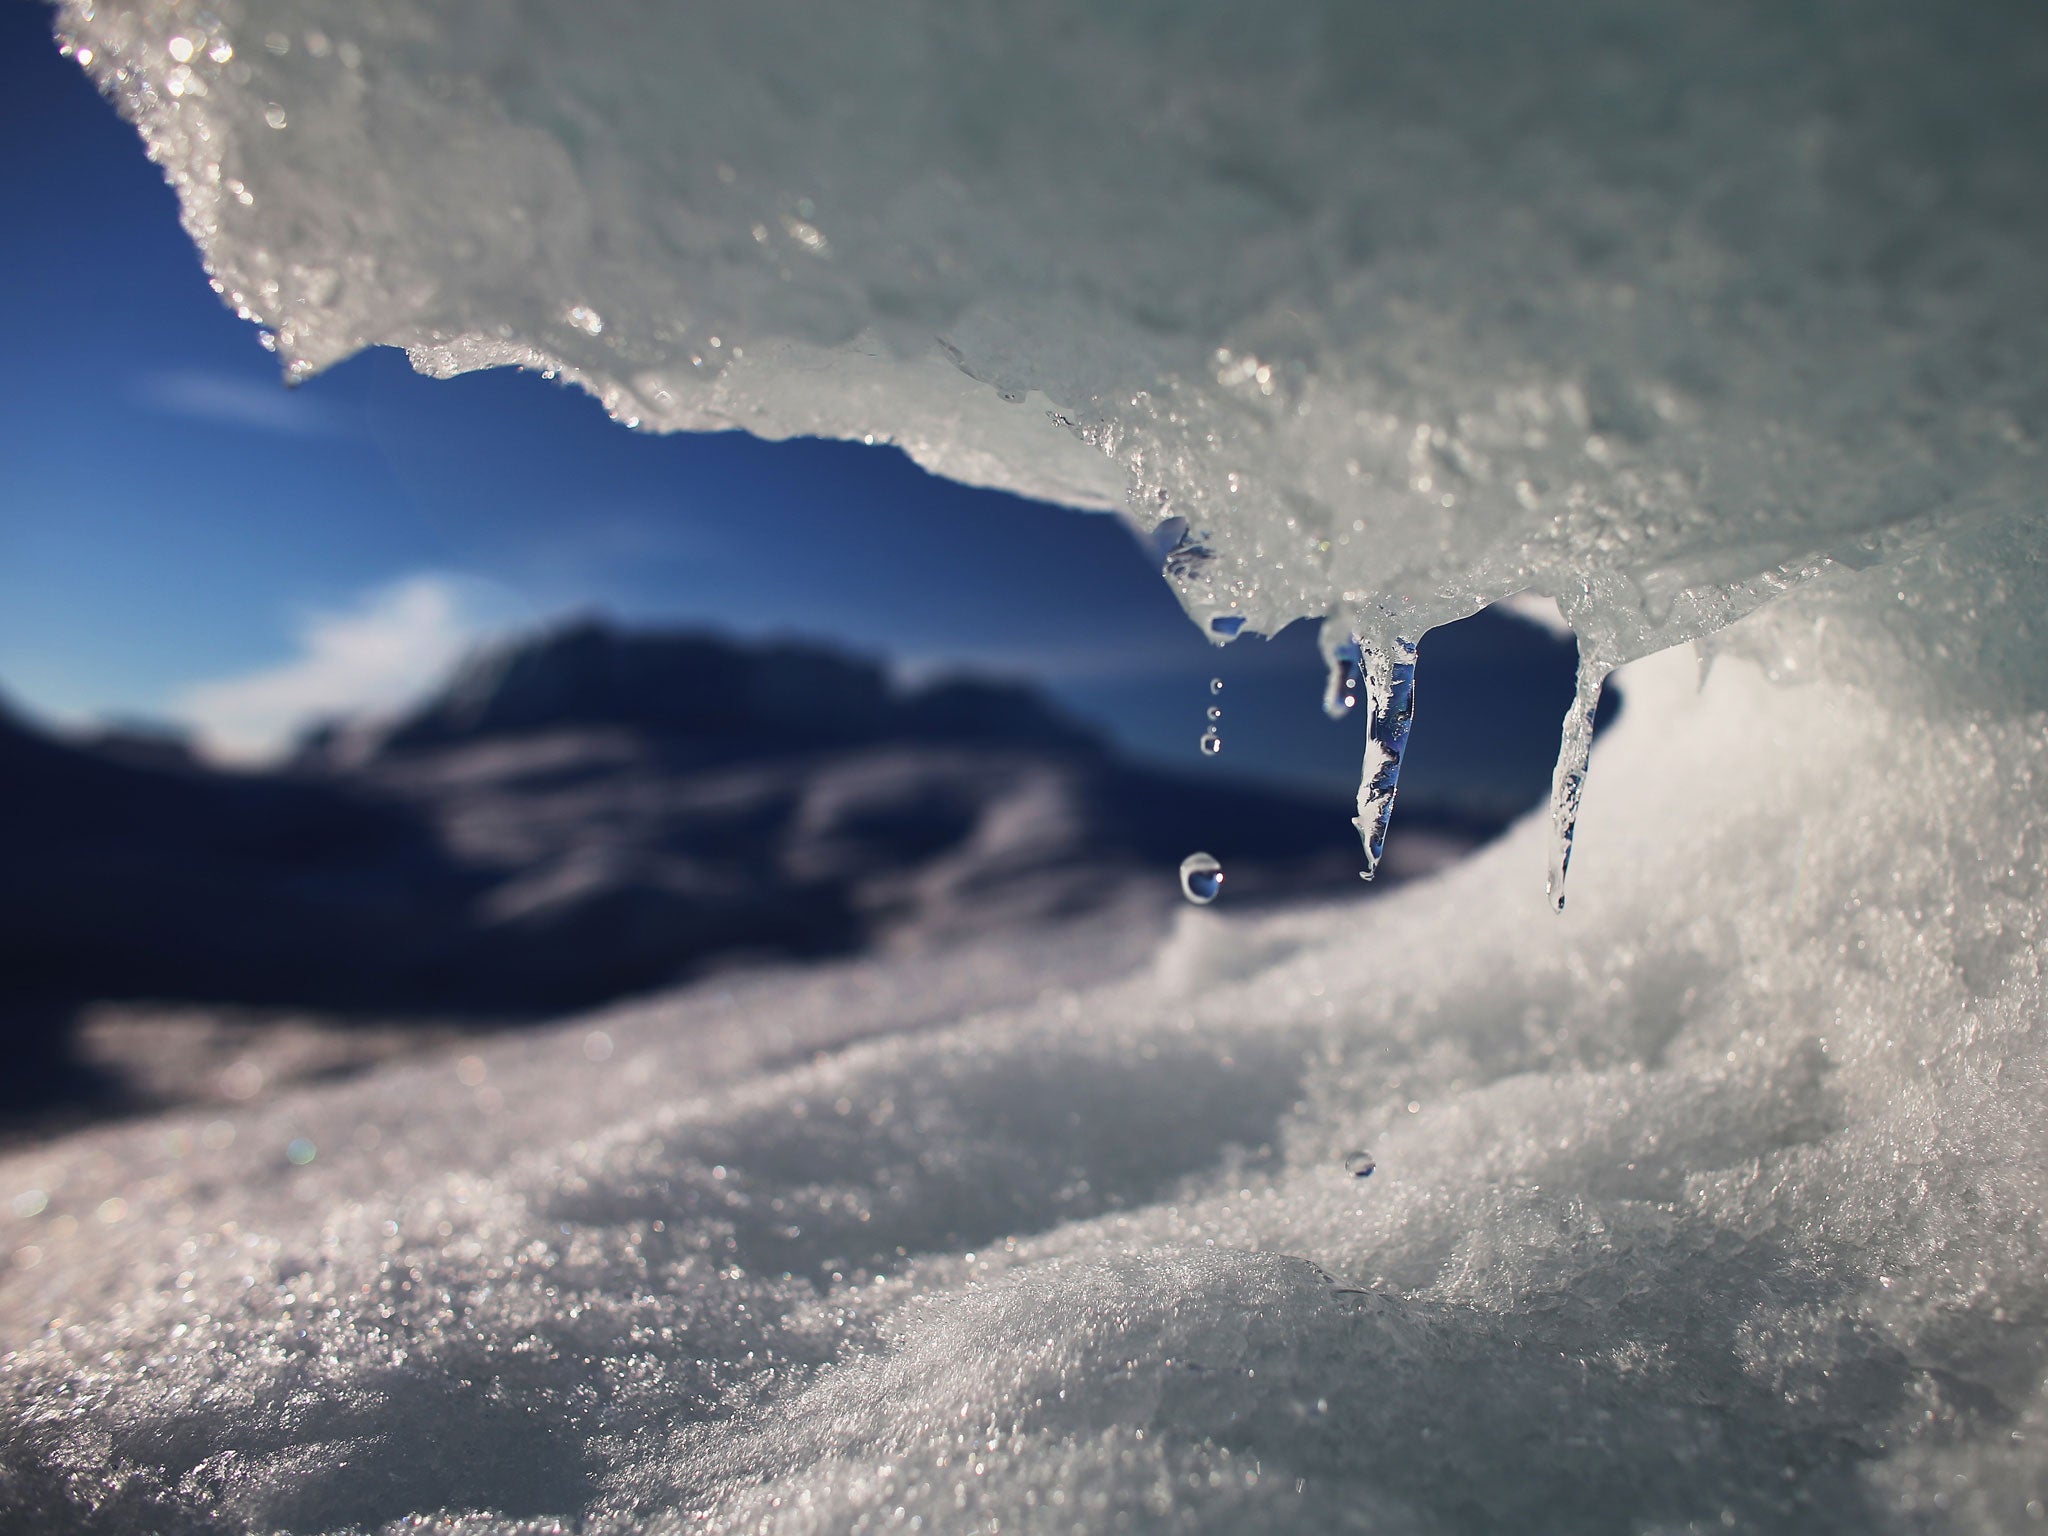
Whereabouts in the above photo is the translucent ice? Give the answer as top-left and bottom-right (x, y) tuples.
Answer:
(1347, 632), (1418, 879)
(1546, 652), (1610, 911)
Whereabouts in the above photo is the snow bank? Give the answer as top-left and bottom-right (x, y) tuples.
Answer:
(7, 642), (2048, 1532)
(15, 0), (2048, 1529)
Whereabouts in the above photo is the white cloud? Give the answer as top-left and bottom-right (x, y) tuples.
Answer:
(133, 370), (357, 438)
(171, 574), (508, 762)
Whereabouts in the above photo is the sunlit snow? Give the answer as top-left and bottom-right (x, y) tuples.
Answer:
(8, 0), (2048, 1530)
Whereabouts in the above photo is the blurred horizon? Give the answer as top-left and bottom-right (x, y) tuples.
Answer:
(0, 590), (1583, 818)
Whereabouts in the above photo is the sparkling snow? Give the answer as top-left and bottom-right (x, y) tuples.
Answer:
(54, 0), (2048, 667)
(8, 648), (2048, 1531)
(10, 0), (2048, 1529)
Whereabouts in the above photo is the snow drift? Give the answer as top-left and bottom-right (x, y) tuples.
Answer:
(7, 0), (2048, 1530)
(8, 648), (2047, 1532)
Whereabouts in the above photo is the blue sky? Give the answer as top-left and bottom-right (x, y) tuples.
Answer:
(0, 4), (1578, 810)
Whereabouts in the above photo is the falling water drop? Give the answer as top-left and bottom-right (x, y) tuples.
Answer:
(1323, 636), (1364, 720)
(1343, 1150), (1375, 1178)
(1321, 630), (1358, 720)
(1546, 650), (1611, 911)
(1199, 674), (1224, 755)
(1179, 852), (1224, 904)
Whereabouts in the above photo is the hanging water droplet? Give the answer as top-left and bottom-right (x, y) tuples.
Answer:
(1321, 630), (1360, 721)
(1351, 634), (1419, 880)
(1546, 650), (1611, 912)
(1209, 677), (1224, 695)
(1343, 1150), (1376, 1178)
(1179, 852), (1224, 904)
(1198, 729), (1222, 755)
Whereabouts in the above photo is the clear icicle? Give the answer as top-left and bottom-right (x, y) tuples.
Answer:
(1351, 632), (1419, 880)
(1546, 650), (1611, 911)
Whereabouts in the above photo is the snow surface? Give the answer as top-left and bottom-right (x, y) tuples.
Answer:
(8, 645), (2048, 1532)
(16, 0), (2048, 1529)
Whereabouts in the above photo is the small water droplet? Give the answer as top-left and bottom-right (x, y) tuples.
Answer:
(1343, 1150), (1375, 1178)
(1199, 729), (1222, 756)
(1179, 852), (1224, 904)
(285, 1138), (317, 1166)
(1209, 677), (1224, 695)
(1321, 628), (1364, 720)
(1206, 705), (1222, 722)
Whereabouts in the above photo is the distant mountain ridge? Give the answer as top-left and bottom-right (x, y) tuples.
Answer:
(303, 620), (1103, 765)
(2, 623), (1500, 1069)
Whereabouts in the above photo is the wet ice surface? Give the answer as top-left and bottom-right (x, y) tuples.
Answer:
(9, 646), (2048, 1533)
(56, 0), (2047, 675)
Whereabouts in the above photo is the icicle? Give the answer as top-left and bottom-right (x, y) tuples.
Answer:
(1546, 649), (1611, 912)
(1692, 636), (1716, 692)
(1351, 631), (1419, 880)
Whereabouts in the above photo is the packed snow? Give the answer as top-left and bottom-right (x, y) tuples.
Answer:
(9, 647), (2048, 1531)
(10, 0), (2048, 1530)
